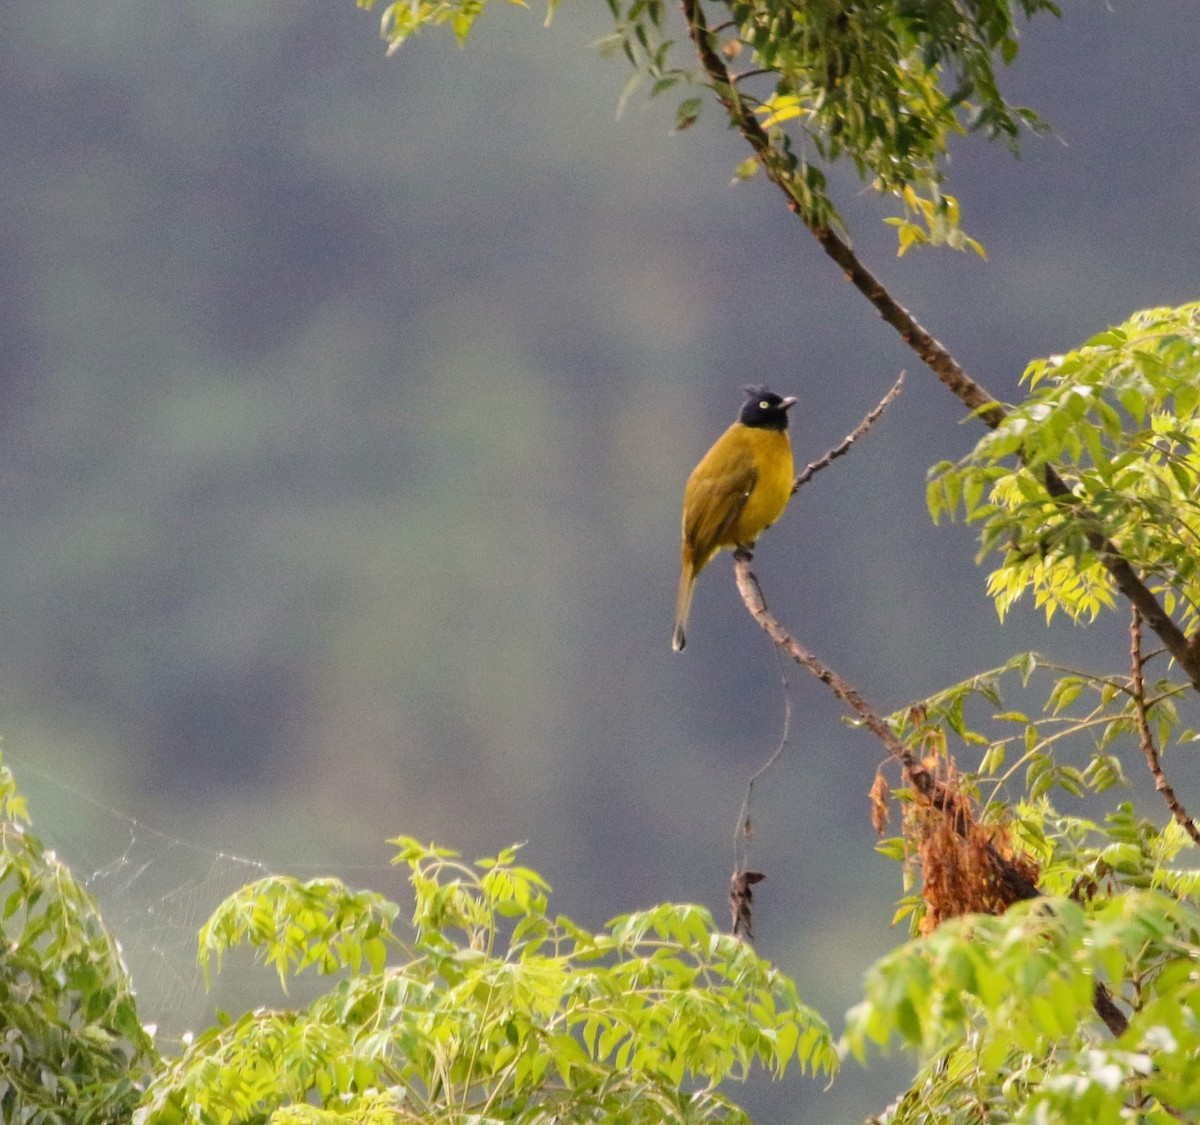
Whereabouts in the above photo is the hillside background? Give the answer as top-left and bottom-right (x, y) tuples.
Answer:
(2, 2), (1199, 1120)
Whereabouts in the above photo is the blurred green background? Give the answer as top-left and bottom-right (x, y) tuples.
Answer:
(3, 1), (1199, 1120)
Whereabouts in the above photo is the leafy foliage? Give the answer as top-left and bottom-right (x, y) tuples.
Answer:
(199, 876), (397, 991)
(847, 844), (1200, 1125)
(734, 0), (1053, 231)
(928, 302), (1200, 626)
(135, 838), (835, 1123)
(597, 0), (1055, 245)
(0, 752), (158, 1123)
(356, 0), (1055, 247)
(860, 320), (1200, 1118)
(357, 0), (539, 50)
(859, 633), (1200, 1123)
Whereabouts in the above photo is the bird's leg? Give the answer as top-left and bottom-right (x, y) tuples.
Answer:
(733, 545), (755, 562)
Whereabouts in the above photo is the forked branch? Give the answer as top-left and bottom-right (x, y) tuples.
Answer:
(733, 376), (903, 896)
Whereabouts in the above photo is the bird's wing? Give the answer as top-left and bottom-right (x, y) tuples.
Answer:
(684, 462), (758, 561)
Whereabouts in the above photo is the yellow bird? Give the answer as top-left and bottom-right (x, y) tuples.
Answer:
(672, 387), (797, 652)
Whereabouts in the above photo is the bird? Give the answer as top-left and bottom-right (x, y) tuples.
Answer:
(672, 386), (798, 652)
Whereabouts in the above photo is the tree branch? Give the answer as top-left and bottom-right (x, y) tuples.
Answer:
(680, 0), (1200, 693)
(808, 227), (1005, 427)
(794, 371), (904, 492)
(732, 550), (1040, 904)
(678, 0), (1003, 426)
(1130, 608), (1200, 846)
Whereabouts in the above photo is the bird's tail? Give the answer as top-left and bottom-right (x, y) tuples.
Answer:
(672, 565), (695, 652)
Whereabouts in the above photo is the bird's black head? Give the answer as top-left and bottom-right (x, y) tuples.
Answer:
(739, 386), (798, 431)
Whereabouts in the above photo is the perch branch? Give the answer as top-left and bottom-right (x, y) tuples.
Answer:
(679, 0), (1200, 693)
(731, 377), (901, 936)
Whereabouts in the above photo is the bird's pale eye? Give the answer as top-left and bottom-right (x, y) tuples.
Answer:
(759, 400), (769, 409)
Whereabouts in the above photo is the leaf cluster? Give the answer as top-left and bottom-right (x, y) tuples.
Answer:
(736, 0), (1052, 232)
(928, 302), (1200, 627)
(847, 884), (1200, 1125)
(0, 753), (158, 1123)
(594, 0), (1055, 248)
(136, 838), (835, 1124)
(594, 0), (702, 125)
(355, 0), (1055, 252)
(357, 0), (537, 51)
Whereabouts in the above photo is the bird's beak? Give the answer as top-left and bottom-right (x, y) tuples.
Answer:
(782, 396), (798, 410)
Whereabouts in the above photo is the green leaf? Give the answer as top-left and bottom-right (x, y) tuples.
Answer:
(674, 96), (703, 131)
(732, 155), (760, 182)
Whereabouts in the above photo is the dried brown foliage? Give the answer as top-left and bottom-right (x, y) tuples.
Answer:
(729, 869), (766, 940)
(902, 755), (1041, 934)
(868, 768), (891, 836)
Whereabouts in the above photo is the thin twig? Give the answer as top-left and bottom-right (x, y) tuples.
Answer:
(731, 67), (771, 84)
(729, 647), (790, 942)
(1130, 607), (1200, 846)
(733, 644), (792, 872)
(794, 371), (904, 492)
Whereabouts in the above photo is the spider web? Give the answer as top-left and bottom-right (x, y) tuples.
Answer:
(8, 755), (393, 1043)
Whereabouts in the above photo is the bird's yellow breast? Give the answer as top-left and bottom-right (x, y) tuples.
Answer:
(730, 427), (793, 543)
(682, 422), (794, 566)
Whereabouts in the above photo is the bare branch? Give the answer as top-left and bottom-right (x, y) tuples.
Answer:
(732, 550), (910, 761)
(1130, 608), (1200, 846)
(794, 371), (904, 492)
(729, 377), (902, 935)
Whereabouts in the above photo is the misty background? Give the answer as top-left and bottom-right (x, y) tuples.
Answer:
(2, 1), (1199, 1120)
